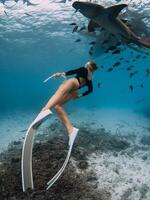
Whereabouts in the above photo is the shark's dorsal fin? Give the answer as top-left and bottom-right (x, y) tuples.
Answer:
(106, 4), (127, 18)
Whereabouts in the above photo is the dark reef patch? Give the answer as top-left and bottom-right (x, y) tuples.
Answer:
(0, 121), (130, 200)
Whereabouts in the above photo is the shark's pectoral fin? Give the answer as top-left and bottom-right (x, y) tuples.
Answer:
(88, 20), (101, 32)
(106, 4), (127, 19)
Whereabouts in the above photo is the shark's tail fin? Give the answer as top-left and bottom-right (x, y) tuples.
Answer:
(137, 37), (150, 49)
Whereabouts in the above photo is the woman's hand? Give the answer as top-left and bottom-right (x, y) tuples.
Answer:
(53, 72), (66, 78)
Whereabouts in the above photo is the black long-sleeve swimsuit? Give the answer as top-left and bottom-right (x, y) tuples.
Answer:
(65, 67), (93, 96)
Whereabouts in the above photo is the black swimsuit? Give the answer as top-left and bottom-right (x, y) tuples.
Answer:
(65, 67), (93, 96)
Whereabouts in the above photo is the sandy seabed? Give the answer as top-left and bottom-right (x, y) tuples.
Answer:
(0, 108), (150, 200)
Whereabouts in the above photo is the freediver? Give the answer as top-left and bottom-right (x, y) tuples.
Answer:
(42, 61), (98, 146)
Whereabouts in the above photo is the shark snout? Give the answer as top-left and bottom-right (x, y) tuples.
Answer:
(72, 1), (84, 10)
(72, 1), (100, 19)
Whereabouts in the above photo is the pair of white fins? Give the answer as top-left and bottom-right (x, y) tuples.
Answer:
(21, 109), (79, 192)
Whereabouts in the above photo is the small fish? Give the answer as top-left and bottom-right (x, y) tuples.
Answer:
(146, 68), (150, 74)
(100, 27), (105, 32)
(89, 41), (96, 45)
(120, 57), (124, 60)
(100, 65), (104, 68)
(107, 46), (117, 51)
(75, 38), (81, 42)
(112, 50), (120, 54)
(88, 46), (93, 56)
(140, 84), (144, 88)
(125, 60), (130, 63)
(136, 55), (141, 59)
(4, 10), (9, 16)
(126, 67), (131, 71)
(107, 67), (113, 72)
(129, 71), (138, 78)
(89, 50), (93, 56)
(24, 12), (32, 16)
(142, 56), (146, 59)
(129, 85), (133, 92)
(110, 33), (115, 37)
(97, 82), (101, 88)
(72, 25), (78, 33)
(130, 51), (134, 54)
(145, 69), (150, 77)
(23, 0), (38, 6)
(69, 22), (77, 26)
(113, 62), (120, 67)
(58, 0), (66, 3)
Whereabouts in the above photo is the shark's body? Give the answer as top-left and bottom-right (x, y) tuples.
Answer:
(72, 1), (150, 49)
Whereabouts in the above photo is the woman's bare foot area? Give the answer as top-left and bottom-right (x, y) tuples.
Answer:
(41, 106), (49, 112)
(68, 126), (73, 136)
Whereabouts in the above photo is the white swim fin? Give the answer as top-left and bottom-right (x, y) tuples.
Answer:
(21, 109), (52, 192)
(46, 144), (73, 190)
(46, 127), (79, 190)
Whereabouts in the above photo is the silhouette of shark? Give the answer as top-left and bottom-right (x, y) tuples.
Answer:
(72, 1), (150, 49)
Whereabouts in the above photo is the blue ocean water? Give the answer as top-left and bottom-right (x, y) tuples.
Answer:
(0, 0), (150, 149)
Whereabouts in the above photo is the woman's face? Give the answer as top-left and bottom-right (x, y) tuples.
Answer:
(89, 65), (95, 72)
(85, 63), (92, 71)
(85, 62), (97, 73)
(88, 64), (96, 73)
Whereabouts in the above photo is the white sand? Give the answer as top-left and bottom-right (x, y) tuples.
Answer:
(69, 108), (150, 200)
(88, 150), (150, 200)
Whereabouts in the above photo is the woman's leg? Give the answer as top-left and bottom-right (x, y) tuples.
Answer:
(55, 105), (72, 135)
(42, 78), (79, 111)
(54, 90), (79, 135)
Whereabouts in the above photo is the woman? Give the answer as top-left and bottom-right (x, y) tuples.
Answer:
(42, 61), (98, 146)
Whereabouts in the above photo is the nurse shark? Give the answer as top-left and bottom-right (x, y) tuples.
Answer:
(72, 1), (150, 49)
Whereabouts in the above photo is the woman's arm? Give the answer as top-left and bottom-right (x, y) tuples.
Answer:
(53, 67), (82, 78)
(52, 72), (66, 78)
(65, 67), (82, 76)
